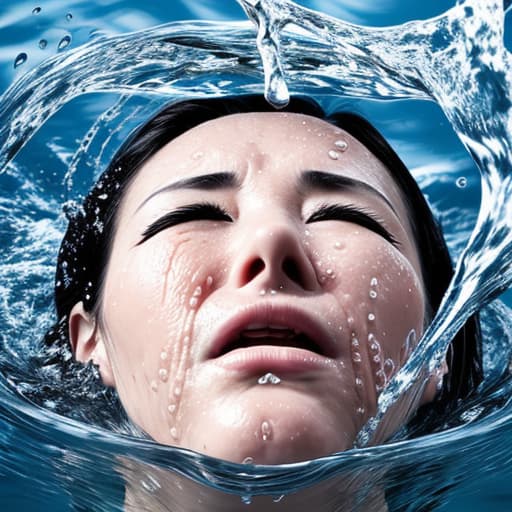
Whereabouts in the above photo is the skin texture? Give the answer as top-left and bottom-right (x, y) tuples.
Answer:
(70, 112), (433, 465)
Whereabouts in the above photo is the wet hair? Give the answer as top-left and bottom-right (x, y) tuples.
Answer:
(46, 94), (482, 430)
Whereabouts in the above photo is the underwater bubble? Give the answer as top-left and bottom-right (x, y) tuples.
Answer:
(32, 6), (41, 14)
(456, 176), (468, 188)
(328, 150), (339, 160)
(38, 39), (47, 49)
(14, 53), (27, 68)
(57, 35), (71, 51)
(65, 13), (73, 21)
(258, 372), (281, 385)
(261, 420), (273, 441)
(334, 139), (348, 151)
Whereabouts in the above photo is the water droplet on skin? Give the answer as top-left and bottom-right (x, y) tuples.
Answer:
(356, 406), (365, 415)
(193, 286), (202, 297)
(150, 380), (158, 392)
(66, 13), (73, 21)
(328, 150), (339, 160)
(242, 457), (254, 464)
(334, 241), (343, 249)
(369, 290), (378, 299)
(261, 420), (273, 441)
(352, 352), (362, 364)
(273, 495), (285, 503)
(174, 386), (181, 397)
(355, 377), (363, 388)
(270, 289), (277, 296)
(370, 277), (378, 287)
(32, 7), (41, 14)
(334, 139), (348, 151)
(259, 289), (266, 296)
(351, 338), (359, 348)
(38, 39), (47, 49)
(170, 427), (179, 440)
(258, 372), (281, 385)
(206, 275), (213, 288)
(58, 35), (71, 51)
(456, 176), (467, 188)
(14, 53), (27, 68)
(168, 404), (176, 414)
(189, 297), (198, 308)
(158, 368), (168, 382)
(160, 351), (168, 360)
(326, 268), (333, 276)
(368, 313), (376, 321)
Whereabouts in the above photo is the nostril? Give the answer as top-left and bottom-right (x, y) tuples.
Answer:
(282, 257), (303, 288)
(247, 258), (265, 282)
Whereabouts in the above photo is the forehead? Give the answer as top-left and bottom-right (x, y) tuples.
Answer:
(124, 112), (410, 225)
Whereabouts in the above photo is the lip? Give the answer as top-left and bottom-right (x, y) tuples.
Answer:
(205, 302), (339, 373)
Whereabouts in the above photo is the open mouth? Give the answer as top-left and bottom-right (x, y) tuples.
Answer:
(218, 326), (325, 357)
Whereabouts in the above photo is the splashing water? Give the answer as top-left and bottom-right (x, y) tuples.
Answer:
(1, 0), (512, 509)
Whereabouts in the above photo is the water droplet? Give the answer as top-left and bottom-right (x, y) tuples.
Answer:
(167, 404), (176, 414)
(270, 289), (277, 296)
(170, 427), (179, 439)
(32, 7), (41, 14)
(259, 289), (266, 296)
(158, 368), (168, 382)
(193, 285), (202, 297)
(370, 277), (378, 287)
(65, 13), (73, 21)
(334, 139), (348, 151)
(160, 351), (168, 360)
(334, 241), (343, 249)
(356, 406), (365, 415)
(192, 151), (203, 160)
(351, 337), (359, 348)
(150, 380), (158, 392)
(384, 358), (395, 377)
(258, 372), (281, 385)
(355, 377), (363, 387)
(174, 386), (181, 397)
(261, 420), (273, 441)
(14, 53), (27, 68)
(242, 457), (254, 464)
(368, 313), (376, 322)
(328, 150), (339, 160)
(58, 35), (71, 51)
(272, 495), (285, 503)
(241, 495), (252, 505)
(352, 352), (362, 364)
(38, 39), (47, 49)
(189, 297), (198, 308)
(206, 275), (213, 288)
(326, 268), (334, 276)
(456, 176), (467, 188)
(369, 290), (378, 299)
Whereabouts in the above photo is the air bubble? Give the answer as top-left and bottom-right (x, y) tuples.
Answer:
(328, 150), (339, 160)
(158, 368), (168, 382)
(384, 358), (395, 377)
(58, 35), (71, 51)
(334, 139), (348, 151)
(351, 338), (360, 348)
(456, 176), (467, 188)
(258, 372), (281, 385)
(14, 53), (27, 68)
(38, 39), (47, 49)
(261, 420), (273, 441)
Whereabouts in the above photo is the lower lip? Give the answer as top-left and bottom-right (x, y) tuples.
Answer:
(210, 346), (337, 375)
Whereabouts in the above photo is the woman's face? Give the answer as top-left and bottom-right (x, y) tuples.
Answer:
(79, 112), (428, 463)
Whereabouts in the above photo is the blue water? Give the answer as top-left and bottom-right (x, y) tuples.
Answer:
(1, 1), (512, 510)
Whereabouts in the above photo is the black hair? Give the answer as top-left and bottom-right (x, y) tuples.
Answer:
(46, 94), (482, 431)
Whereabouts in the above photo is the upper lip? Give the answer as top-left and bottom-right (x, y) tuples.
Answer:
(206, 302), (338, 360)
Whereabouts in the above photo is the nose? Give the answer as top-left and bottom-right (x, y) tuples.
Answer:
(229, 218), (319, 293)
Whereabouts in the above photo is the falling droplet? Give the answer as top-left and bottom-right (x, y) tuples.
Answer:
(258, 372), (281, 385)
(368, 313), (376, 322)
(328, 150), (339, 160)
(334, 139), (348, 151)
(38, 39), (47, 49)
(261, 420), (273, 441)
(65, 13), (73, 21)
(456, 176), (467, 188)
(32, 7), (41, 14)
(14, 53), (27, 68)
(58, 35), (71, 51)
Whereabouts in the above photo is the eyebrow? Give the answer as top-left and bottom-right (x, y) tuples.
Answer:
(135, 172), (239, 213)
(136, 169), (398, 217)
(301, 170), (398, 217)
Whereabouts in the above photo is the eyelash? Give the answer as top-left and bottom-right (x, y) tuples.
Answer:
(138, 202), (232, 245)
(306, 203), (400, 247)
(138, 202), (399, 247)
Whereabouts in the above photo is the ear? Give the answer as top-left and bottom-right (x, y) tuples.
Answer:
(69, 302), (115, 387)
(419, 358), (449, 406)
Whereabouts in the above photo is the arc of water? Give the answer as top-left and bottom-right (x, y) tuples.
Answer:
(238, 0), (512, 445)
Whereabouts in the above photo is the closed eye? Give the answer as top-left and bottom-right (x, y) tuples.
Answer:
(306, 203), (400, 247)
(138, 202), (232, 245)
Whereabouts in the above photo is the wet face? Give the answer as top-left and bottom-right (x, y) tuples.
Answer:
(72, 112), (427, 464)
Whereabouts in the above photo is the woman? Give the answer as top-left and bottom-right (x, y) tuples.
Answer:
(46, 95), (482, 465)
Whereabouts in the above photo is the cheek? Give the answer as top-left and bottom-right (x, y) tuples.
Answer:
(99, 230), (228, 439)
